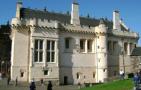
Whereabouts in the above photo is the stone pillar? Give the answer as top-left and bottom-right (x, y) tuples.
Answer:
(127, 43), (130, 55)
(85, 39), (88, 53)
(43, 39), (46, 67)
(92, 40), (94, 53)
(55, 40), (59, 67)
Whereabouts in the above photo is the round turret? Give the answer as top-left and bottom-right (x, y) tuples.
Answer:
(95, 19), (108, 83)
(95, 19), (107, 34)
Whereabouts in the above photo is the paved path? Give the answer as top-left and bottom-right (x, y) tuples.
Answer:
(0, 79), (79, 90)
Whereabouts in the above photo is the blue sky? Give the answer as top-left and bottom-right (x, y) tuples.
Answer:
(0, 0), (141, 45)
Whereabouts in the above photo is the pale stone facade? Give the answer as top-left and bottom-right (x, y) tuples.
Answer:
(10, 1), (139, 84)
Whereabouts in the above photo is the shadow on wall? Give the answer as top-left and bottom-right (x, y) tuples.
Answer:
(58, 36), (74, 85)
(107, 40), (121, 81)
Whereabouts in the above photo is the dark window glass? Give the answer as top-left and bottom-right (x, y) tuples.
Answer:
(47, 41), (50, 50)
(65, 38), (70, 49)
(44, 70), (49, 75)
(76, 73), (79, 79)
(51, 52), (55, 62)
(34, 51), (38, 62)
(35, 40), (38, 49)
(39, 52), (43, 62)
(47, 52), (50, 62)
(87, 41), (90, 50)
(52, 41), (55, 50)
(40, 40), (43, 49)
(20, 72), (24, 77)
(80, 40), (84, 49)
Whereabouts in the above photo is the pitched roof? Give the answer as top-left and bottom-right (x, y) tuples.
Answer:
(20, 8), (113, 29)
(131, 47), (141, 56)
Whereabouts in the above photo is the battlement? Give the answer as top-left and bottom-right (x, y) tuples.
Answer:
(110, 29), (139, 38)
(11, 18), (60, 28)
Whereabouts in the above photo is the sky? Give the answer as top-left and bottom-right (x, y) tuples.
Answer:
(0, 0), (141, 45)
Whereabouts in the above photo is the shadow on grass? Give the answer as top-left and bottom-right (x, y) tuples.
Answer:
(80, 79), (134, 90)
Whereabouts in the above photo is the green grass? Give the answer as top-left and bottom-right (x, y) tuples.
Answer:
(80, 79), (134, 90)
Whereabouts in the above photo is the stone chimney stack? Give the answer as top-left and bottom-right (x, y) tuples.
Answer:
(113, 10), (121, 30)
(16, 0), (23, 18)
(70, 0), (80, 26)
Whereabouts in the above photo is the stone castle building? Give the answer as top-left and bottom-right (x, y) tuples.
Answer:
(10, 1), (139, 84)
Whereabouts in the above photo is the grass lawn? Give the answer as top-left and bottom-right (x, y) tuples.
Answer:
(80, 79), (134, 90)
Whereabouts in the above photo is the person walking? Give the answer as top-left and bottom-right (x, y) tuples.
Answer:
(30, 81), (36, 90)
(47, 81), (53, 90)
(7, 75), (10, 85)
(119, 69), (124, 80)
(15, 77), (18, 86)
(133, 73), (140, 90)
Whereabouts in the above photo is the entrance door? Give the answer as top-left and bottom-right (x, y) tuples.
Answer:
(64, 76), (68, 85)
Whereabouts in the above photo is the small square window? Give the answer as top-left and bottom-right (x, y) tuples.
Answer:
(44, 70), (49, 75)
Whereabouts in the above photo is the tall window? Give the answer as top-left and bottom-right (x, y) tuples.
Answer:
(46, 40), (55, 62)
(124, 42), (128, 54)
(113, 41), (117, 51)
(76, 72), (80, 79)
(87, 40), (93, 52)
(80, 39), (85, 52)
(34, 40), (43, 62)
(65, 38), (70, 49)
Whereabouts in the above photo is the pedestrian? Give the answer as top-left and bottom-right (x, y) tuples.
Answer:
(133, 73), (140, 89)
(30, 81), (36, 90)
(119, 69), (124, 80)
(47, 81), (52, 90)
(7, 75), (10, 85)
(40, 78), (44, 86)
(15, 77), (18, 86)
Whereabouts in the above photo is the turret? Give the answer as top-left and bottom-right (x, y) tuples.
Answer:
(70, 0), (80, 26)
(16, 0), (23, 18)
(113, 10), (121, 30)
(95, 19), (108, 83)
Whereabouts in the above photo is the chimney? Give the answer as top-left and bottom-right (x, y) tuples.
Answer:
(16, 1), (23, 18)
(70, 0), (80, 26)
(113, 10), (121, 30)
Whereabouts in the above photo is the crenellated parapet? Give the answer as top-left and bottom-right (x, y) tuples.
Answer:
(108, 29), (139, 39)
(11, 18), (60, 29)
